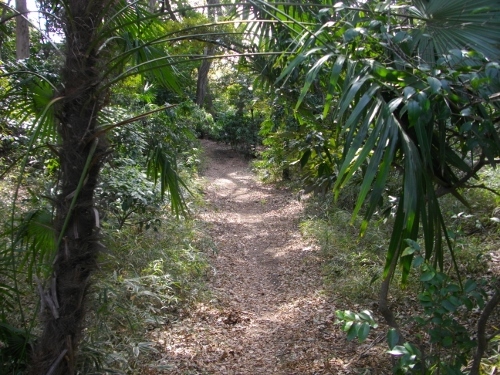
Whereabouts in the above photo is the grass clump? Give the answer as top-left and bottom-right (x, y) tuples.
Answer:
(81, 219), (210, 373)
(300, 173), (499, 302)
(300, 201), (390, 303)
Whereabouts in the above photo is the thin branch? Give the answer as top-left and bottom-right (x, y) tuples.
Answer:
(435, 155), (486, 198)
(93, 103), (178, 138)
(463, 184), (500, 197)
(470, 281), (500, 375)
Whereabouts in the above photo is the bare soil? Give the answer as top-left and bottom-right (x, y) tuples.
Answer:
(151, 140), (391, 374)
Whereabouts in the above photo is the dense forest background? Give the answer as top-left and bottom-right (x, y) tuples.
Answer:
(1, 0), (500, 373)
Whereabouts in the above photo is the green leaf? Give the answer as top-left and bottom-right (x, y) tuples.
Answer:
(441, 300), (457, 312)
(323, 55), (346, 117)
(442, 336), (453, 347)
(358, 322), (370, 342)
(401, 247), (415, 257)
(295, 53), (333, 110)
(335, 310), (346, 320)
(407, 100), (421, 125)
(427, 77), (442, 93)
(387, 328), (399, 349)
(403, 86), (416, 99)
(300, 149), (311, 168)
(464, 279), (477, 293)
(412, 256), (424, 268)
(358, 310), (374, 322)
(405, 238), (421, 251)
(344, 320), (354, 332)
(343, 28), (360, 42)
(420, 270), (436, 282)
(346, 324), (358, 341)
(388, 345), (408, 356)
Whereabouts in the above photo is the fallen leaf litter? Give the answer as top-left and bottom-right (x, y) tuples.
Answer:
(149, 140), (391, 374)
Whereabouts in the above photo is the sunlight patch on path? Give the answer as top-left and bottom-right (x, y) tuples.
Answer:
(150, 140), (377, 374)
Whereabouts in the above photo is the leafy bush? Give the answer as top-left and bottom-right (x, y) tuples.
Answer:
(215, 111), (262, 156)
(174, 101), (216, 140)
(335, 240), (495, 375)
(97, 102), (202, 230)
(98, 160), (163, 230)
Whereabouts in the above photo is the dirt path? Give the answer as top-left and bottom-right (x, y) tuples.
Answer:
(152, 140), (379, 374)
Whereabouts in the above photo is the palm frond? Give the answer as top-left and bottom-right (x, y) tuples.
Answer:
(15, 209), (56, 281)
(146, 142), (188, 216)
(252, 0), (500, 284)
(410, 0), (500, 62)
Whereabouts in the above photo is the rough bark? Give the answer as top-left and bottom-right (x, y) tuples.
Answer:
(15, 0), (30, 59)
(195, 45), (214, 108)
(29, 1), (108, 374)
(195, 0), (219, 109)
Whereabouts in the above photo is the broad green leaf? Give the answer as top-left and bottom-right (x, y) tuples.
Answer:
(300, 149), (311, 168)
(401, 247), (415, 257)
(427, 77), (442, 93)
(387, 328), (399, 349)
(343, 28), (360, 42)
(420, 271), (435, 282)
(358, 322), (370, 342)
(346, 324), (358, 341)
(412, 256), (424, 267)
(388, 345), (408, 356)
(464, 279), (477, 293)
(441, 300), (456, 312)
(404, 239), (421, 252)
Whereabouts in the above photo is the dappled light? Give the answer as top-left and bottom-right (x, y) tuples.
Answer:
(1, 0), (499, 372)
(147, 140), (391, 374)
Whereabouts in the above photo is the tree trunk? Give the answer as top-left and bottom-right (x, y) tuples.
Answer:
(195, 45), (214, 108)
(161, 0), (178, 21)
(470, 282), (500, 375)
(149, 0), (156, 12)
(29, 1), (108, 374)
(15, 0), (29, 59)
(195, 0), (219, 109)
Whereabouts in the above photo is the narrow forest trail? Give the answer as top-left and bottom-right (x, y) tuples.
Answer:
(151, 140), (385, 374)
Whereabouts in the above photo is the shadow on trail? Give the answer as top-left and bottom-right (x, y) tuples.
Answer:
(152, 140), (391, 375)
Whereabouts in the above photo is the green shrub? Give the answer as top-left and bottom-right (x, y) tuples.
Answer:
(81, 219), (210, 373)
(335, 242), (494, 375)
(215, 111), (262, 155)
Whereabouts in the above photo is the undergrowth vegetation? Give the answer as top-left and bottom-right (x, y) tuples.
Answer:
(0, 169), (212, 374)
(79, 219), (210, 373)
(294, 169), (500, 373)
(0, 92), (212, 373)
(300, 201), (390, 302)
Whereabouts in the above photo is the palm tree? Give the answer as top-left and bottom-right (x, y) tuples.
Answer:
(1, 0), (499, 372)
(246, 0), (500, 348)
(1, 1), (187, 373)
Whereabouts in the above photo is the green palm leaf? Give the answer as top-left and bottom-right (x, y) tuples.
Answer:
(410, 0), (500, 62)
(252, 0), (500, 285)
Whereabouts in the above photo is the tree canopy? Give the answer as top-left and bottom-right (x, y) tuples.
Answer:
(0, 0), (500, 373)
